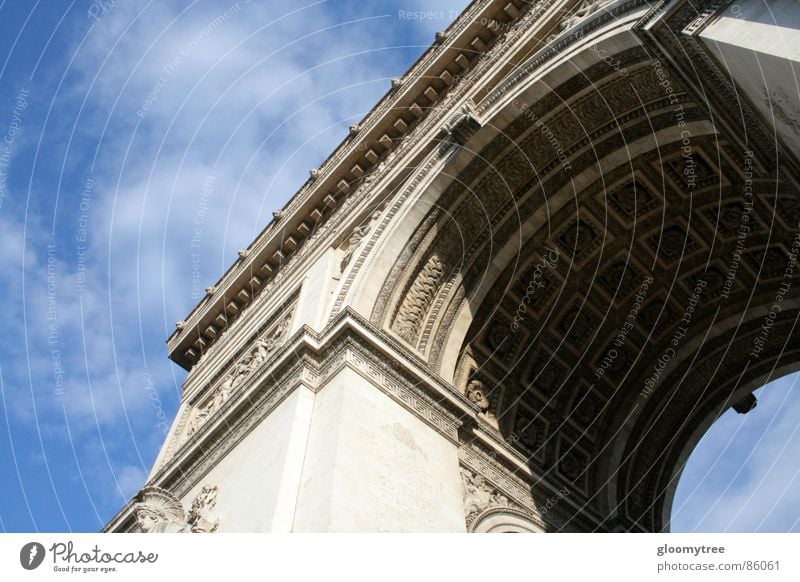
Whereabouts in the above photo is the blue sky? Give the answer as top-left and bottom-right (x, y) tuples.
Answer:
(0, 0), (797, 533)
(672, 375), (800, 532)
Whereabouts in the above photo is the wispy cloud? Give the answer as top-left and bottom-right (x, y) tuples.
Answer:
(0, 0), (469, 531)
(8, 0), (794, 535)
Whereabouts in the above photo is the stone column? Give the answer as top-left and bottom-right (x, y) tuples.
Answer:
(292, 365), (467, 532)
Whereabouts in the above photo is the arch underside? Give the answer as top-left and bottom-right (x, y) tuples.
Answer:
(370, 41), (800, 531)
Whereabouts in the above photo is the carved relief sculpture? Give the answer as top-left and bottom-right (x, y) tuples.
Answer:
(134, 485), (220, 533)
(186, 485), (221, 533)
(392, 253), (447, 344)
(186, 313), (293, 437)
(439, 101), (482, 148)
(461, 469), (510, 525)
(339, 210), (383, 272)
(560, 0), (614, 30)
(466, 377), (499, 430)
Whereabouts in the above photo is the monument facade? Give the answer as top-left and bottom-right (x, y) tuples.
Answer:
(105, 0), (800, 532)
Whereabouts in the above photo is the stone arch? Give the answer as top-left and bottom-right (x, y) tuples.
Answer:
(469, 507), (544, 533)
(353, 20), (717, 376)
(659, 364), (800, 531)
(103, 0), (800, 536)
(602, 312), (800, 532)
(335, 6), (799, 532)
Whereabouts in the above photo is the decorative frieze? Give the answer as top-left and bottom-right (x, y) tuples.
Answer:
(560, 0), (616, 31)
(178, 310), (294, 446)
(460, 468), (517, 526)
(459, 444), (539, 516)
(317, 339), (462, 442)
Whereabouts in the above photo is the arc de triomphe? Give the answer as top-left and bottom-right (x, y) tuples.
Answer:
(106, 0), (800, 533)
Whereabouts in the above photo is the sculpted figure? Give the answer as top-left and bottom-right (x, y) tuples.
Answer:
(133, 487), (189, 533)
(340, 210), (382, 270)
(250, 340), (269, 369)
(362, 162), (385, 187)
(219, 375), (234, 393)
(466, 377), (499, 429)
(230, 356), (252, 388)
(461, 470), (510, 520)
(461, 471), (494, 517)
(211, 382), (231, 412)
(466, 378), (490, 412)
(187, 485), (220, 533)
(270, 315), (290, 344)
(187, 406), (209, 436)
(134, 485), (221, 533)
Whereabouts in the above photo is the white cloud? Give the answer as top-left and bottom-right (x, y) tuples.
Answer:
(2, 0), (449, 528)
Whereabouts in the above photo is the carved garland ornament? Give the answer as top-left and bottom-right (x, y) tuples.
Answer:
(392, 253), (448, 344)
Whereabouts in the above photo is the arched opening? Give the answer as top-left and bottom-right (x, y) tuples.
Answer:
(671, 372), (800, 532)
(354, 18), (799, 531)
(470, 508), (545, 533)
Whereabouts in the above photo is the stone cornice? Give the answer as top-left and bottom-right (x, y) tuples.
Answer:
(108, 308), (610, 532)
(477, 0), (651, 115)
(458, 440), (604, 532)
(108, 308), (485, 532)
(635, 0), (800, 183)
(167, 0), (543, 371)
